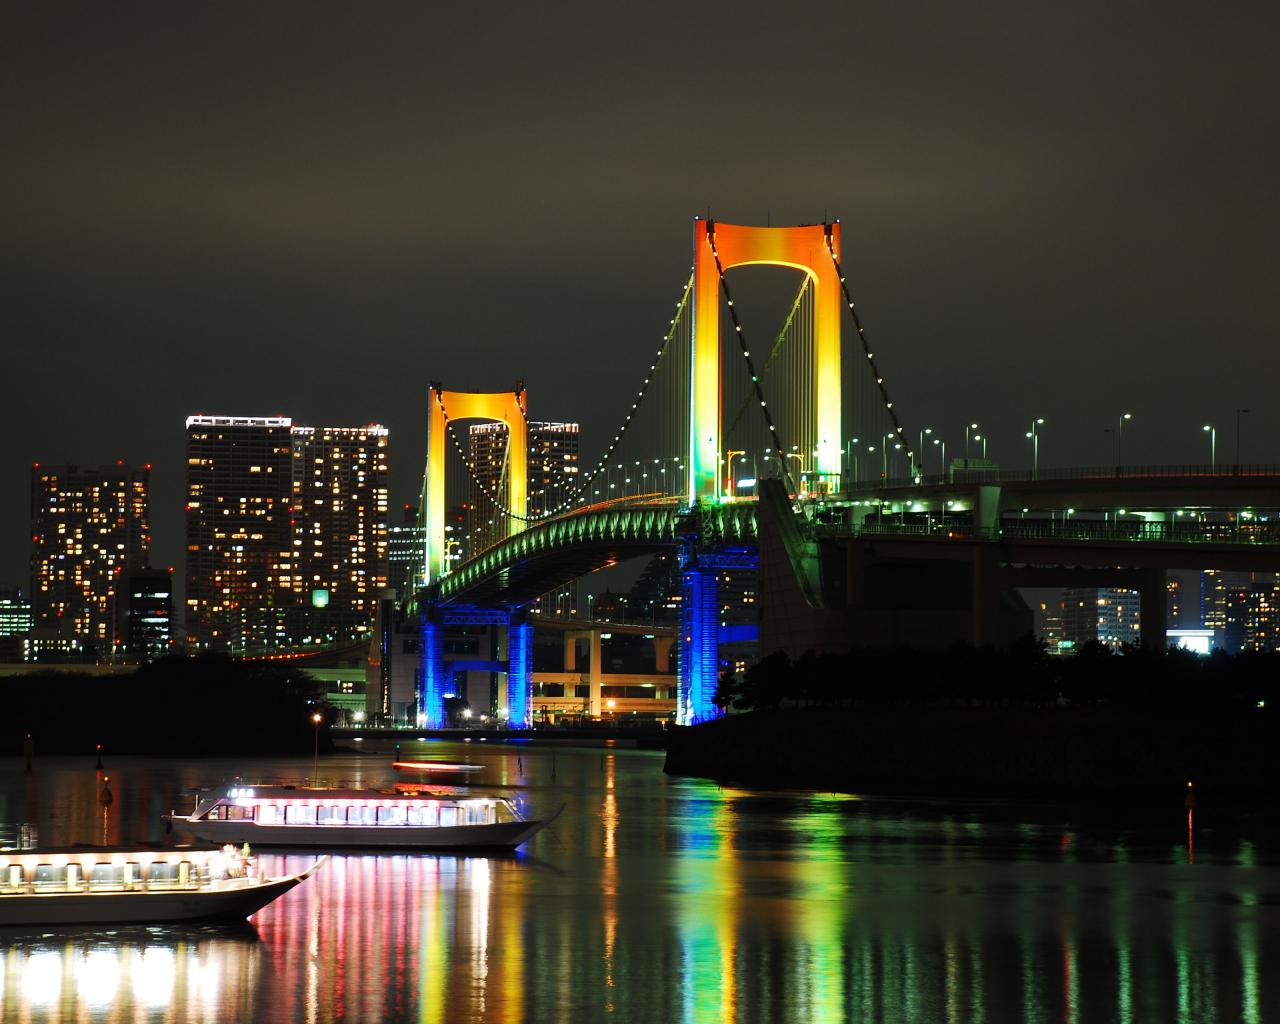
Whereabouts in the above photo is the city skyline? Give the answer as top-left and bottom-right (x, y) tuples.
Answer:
(4, 4), (1279, 588)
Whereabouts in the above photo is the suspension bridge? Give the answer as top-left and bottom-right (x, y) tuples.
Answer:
(403, 218), (1280, 730)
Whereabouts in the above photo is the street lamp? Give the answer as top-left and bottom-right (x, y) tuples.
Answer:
(845, 437), (860, 486)
(932, 437), (946, 479)
(965, 423), (979, 460)
(311, 712), (322, 786)
(973, 434), (987, 460)
(918, 428), (932, 472)
(1116, 412), (1133, 471)
(726, 450), (745, 496)
(1024, 418), (1045, 476)
(1203, 424), (1216, 470)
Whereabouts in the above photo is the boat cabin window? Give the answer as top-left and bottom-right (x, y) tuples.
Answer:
(226, 804), (254, 821)
(377, 806), (407, 825)
(285, 805), (317, 825)
(90, 864), (126, 890)
(317, 805), (344, 825)
(147, 862), (196, 888)
(349, 805), (377, 826)
(259, 804), (282, 824)
(439, 806), (458, 827)
(32, 863), (63, 890)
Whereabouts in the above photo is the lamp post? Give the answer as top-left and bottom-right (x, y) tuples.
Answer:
(785, 451), (805, 491)
(932, 437), (946, 479)
(1203, 424), (1216, 470)
(311, 712), (322, 786)
(1025, 418), (1044, 477)
(918, 428), (932, 474)
(725, 450), (745, 496)
(973, 434), (987, 460)
(964, 423), (979, 461)
(845, 437), (860, 487)
(1236, 408), (1249, 472)
(1116, 412), (1132, 472)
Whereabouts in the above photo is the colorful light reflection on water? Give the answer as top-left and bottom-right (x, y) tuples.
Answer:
(3, 747), (1280, 1022)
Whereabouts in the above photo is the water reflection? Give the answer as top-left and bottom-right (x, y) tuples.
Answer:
(0, 924), (260, 1020)
(3, 752), (1280, 1022)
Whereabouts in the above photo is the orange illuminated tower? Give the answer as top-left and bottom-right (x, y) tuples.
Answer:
(689, 219), (843, 501)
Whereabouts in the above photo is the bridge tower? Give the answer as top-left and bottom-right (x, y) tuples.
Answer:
(689, 218), (844, 501)
(679, 220), (842, 723)
(420, 383), (532, 729)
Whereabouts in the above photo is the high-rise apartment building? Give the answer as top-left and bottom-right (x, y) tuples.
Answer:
(1062, 587), (1141, 649)
(387, 504), (426, 603)
(30, 462), (151, 658)
(185, 416), (390, 653)
(185, 416), (294, 651)
(285, 425), (389, 641)
(1201, 570), (1252, 652)
(467, 421), (580, 551)
(0, 587), (33, 662)
(118, 569), (173, 661)
(468, 421), (580, 615)
(1244, 576), (1280, 651)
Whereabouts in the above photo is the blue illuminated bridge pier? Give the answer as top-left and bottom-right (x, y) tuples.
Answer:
(405, 218), (1280, 730)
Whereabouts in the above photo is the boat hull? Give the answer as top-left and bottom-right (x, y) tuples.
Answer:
(177, 813), (560, 850)
(0, 875), (301, 928)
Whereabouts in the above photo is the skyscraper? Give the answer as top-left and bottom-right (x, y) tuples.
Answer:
(118, 568), (174, 661)
(387, 504), (426, 603)
(185, 415), (390, 653)
(286, 424), (389, 641)
(30, 462), (151, 659)
(185, 416), (294, 651)
(467, 421), (580, 615)
(1062, 587), (1141, 649)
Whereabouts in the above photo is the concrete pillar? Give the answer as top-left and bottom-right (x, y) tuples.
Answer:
(652, 635), (675, 674)
(506, 620), (532, 727)
(563, 632), (578, 672)
(418, 615), (446, 728)
(971, 546), (1000, 648)
(1139, 567), (1168, 651)
(974, 486), (1002, 536)
(678, 566), (720, 725)
(588, 630), (603, 719)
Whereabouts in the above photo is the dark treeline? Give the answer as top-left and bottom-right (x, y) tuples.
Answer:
(3, 654), (335, 756)
(715, 638), (1280, 713)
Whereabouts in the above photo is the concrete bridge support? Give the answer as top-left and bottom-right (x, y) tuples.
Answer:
(1139, 567), (1168, 651)
(417, 608), (533, 728)
(678, 564), (719, 725)
(419, 615), (446, 728)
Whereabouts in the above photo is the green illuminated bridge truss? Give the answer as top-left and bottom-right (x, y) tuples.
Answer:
(416, 469), (1280, 613)
(418, 497), (758, 610)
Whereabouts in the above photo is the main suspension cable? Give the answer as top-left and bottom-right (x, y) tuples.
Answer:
(708, 223), (800, 496)
(825, 230), (918, 477)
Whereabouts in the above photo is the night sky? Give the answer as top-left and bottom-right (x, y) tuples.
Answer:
(4, 3), (1279, 587)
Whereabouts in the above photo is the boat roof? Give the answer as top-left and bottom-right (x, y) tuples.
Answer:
(217, 786), (496, 801)
(0, 843), (221, 857)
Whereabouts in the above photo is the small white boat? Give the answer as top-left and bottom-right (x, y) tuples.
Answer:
(0, 845), (323, 927)
(169, 786), (563, 850)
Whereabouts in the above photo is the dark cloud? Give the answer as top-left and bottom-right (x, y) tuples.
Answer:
(3, 2), (1279, 583)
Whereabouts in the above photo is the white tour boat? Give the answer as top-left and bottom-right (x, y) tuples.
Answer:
(169, 786), (562, 850)
(0, 844), (323, 926)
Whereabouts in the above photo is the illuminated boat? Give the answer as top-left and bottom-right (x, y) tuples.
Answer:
(169, 786), (562, 850)
(0, 845), (323, 926)
(392, 760), (485, 783)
